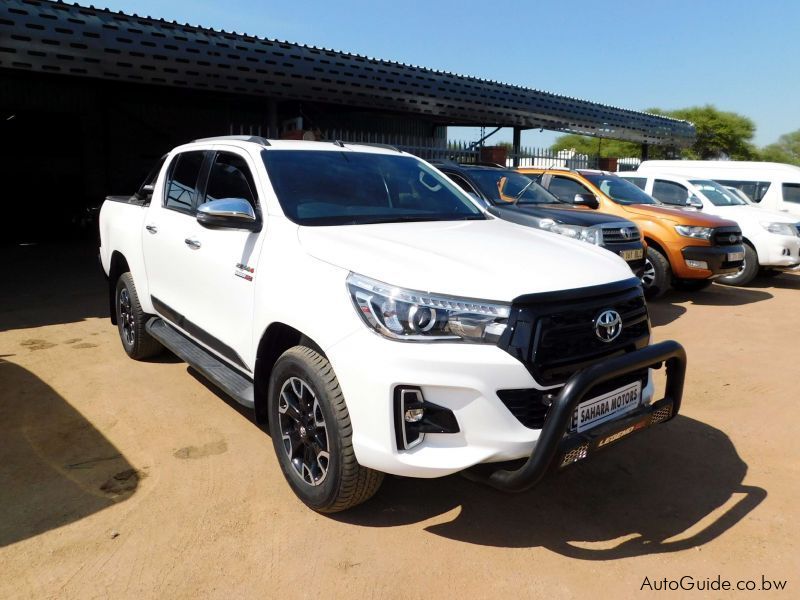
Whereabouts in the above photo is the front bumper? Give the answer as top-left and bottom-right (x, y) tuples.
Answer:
(471, 340), (686, 491)
(758, 236), (800, 267)
(326, 327), (681, 483)
(681, 244), (744, 277)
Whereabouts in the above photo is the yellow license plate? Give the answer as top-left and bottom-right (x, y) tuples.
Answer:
(619, 248), (644, 261)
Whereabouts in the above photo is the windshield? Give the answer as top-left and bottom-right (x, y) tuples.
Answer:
(582, 173), (658, 205)
(690, 180), (748, 206)
(261, 150), (485, 226)
(467, 170), (563, 205)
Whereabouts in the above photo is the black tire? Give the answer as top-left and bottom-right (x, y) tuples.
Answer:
(672, 278), (713, 292)
(641, 247), (671, 299)
(267, 346), (383, 513)
(115, 273), (163, 360)
(716, 244), (759, 287)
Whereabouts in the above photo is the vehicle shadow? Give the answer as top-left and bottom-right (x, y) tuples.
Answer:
(647, 302), (686, 328)
(663, 284), (772, 307)
(0, 242), (107, 332)
(748, 272), (800, 290)
(0, 359), (140, 547)
(332, 415), (765, 558)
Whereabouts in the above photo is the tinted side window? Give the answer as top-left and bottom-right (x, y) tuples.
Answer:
(716, 179), (771, 202)
(164, 151), (206, 212)
(624, 176), (647, 190)
(652, 179), (689, 205)
(548, 176), (590, 201)
(205, 152), (258, 208)
(782, 183), (800, 204)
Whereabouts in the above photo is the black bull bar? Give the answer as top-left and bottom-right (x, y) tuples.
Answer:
(475, 340), (687, 492)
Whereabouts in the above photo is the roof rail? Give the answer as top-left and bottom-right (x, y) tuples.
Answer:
(328, 140), (402, 153)
(192, 135), (271, 146)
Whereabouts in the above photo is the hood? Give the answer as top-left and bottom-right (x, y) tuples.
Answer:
(713, 204), (800, 224)
(619, 203), (738, 227)
(497, 204), (634, 227)
(298, 218), (634, 301)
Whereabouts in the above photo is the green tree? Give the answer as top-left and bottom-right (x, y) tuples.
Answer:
(760, 130), (800, 166)
(654, 105), (758, 160)
(550, 105), (759, 160)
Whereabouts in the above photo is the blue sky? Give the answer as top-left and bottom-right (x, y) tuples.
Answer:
(95, 0), (799, 149)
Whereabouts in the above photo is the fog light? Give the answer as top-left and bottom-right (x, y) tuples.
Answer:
(685, 259), (708, 269)
(404, 407), (424, 423)
(394, 386), (460, 451)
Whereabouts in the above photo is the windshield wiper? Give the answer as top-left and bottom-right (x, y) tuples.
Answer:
(512, 180), (535, 205)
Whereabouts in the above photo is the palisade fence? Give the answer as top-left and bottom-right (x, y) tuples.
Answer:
(238, 126), (601, 168)
(508, 147), (599, 170)
(319, 131), (600, 168)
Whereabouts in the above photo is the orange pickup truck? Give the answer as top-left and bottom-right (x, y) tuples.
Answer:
(517, 168), (745, 298)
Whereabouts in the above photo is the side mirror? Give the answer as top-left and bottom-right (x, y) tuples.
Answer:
(134, 183), (155, 202)
(573, 193), (599, 209)
(686, 195), (703, 209)
(197, 198), (260, 231)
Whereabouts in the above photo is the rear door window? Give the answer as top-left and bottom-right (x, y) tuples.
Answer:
(164, 151), (206, 213)
(652, 179), (689, 206)
(782, 183), (800, 204)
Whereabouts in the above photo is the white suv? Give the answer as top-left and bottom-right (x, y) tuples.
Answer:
(99, 137), (686, 512)
(621, 172), (800, 285)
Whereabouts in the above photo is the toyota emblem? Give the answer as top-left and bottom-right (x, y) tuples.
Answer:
(728, 234), (737, 243)
(594, 309), (622, 343)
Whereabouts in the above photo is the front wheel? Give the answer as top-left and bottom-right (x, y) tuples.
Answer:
(267, 346), (384, 513)
(641, 247), (671, 299)
(716, 244), (759, 287)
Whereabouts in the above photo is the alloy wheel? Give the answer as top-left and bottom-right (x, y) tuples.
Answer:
(278, 376), (330, 486)
(118, 288), (135, 346)
(641, 259), (656, 288)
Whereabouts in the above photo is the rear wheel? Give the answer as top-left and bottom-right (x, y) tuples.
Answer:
(641, 247), (671, 299)
(716, 244), (759, 286)
(115, 273), (162, 360)
(267, 346), (383, 513)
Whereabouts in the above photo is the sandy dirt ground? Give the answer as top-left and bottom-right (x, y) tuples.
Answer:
(1, 243), (798, 599)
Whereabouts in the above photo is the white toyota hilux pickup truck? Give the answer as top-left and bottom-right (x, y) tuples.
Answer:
(99, 137), (686, 512)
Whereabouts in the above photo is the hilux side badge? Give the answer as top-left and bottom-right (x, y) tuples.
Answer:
(235, 263), (254, 281)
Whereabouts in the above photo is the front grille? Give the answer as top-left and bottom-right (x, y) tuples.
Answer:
(712, 226), (743, 246)
(498, 279), (650, 387)
(497, 369), (648, 429)
(602, 224), (641, 244)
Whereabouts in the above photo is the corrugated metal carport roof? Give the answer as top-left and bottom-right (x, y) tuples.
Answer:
(0, 0), (695, 145)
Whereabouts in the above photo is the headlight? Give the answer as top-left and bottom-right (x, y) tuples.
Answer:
(674, 225), (712, 240)
(347, 273), (509, 343)
(535, 219), (603, 245)
(761, 221), (798, 236)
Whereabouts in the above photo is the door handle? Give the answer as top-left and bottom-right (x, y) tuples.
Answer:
(145, 224), (158, 234)
(184, 238), (201, 249)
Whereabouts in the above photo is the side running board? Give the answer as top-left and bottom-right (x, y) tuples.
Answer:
(146, 318), (255, 409)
